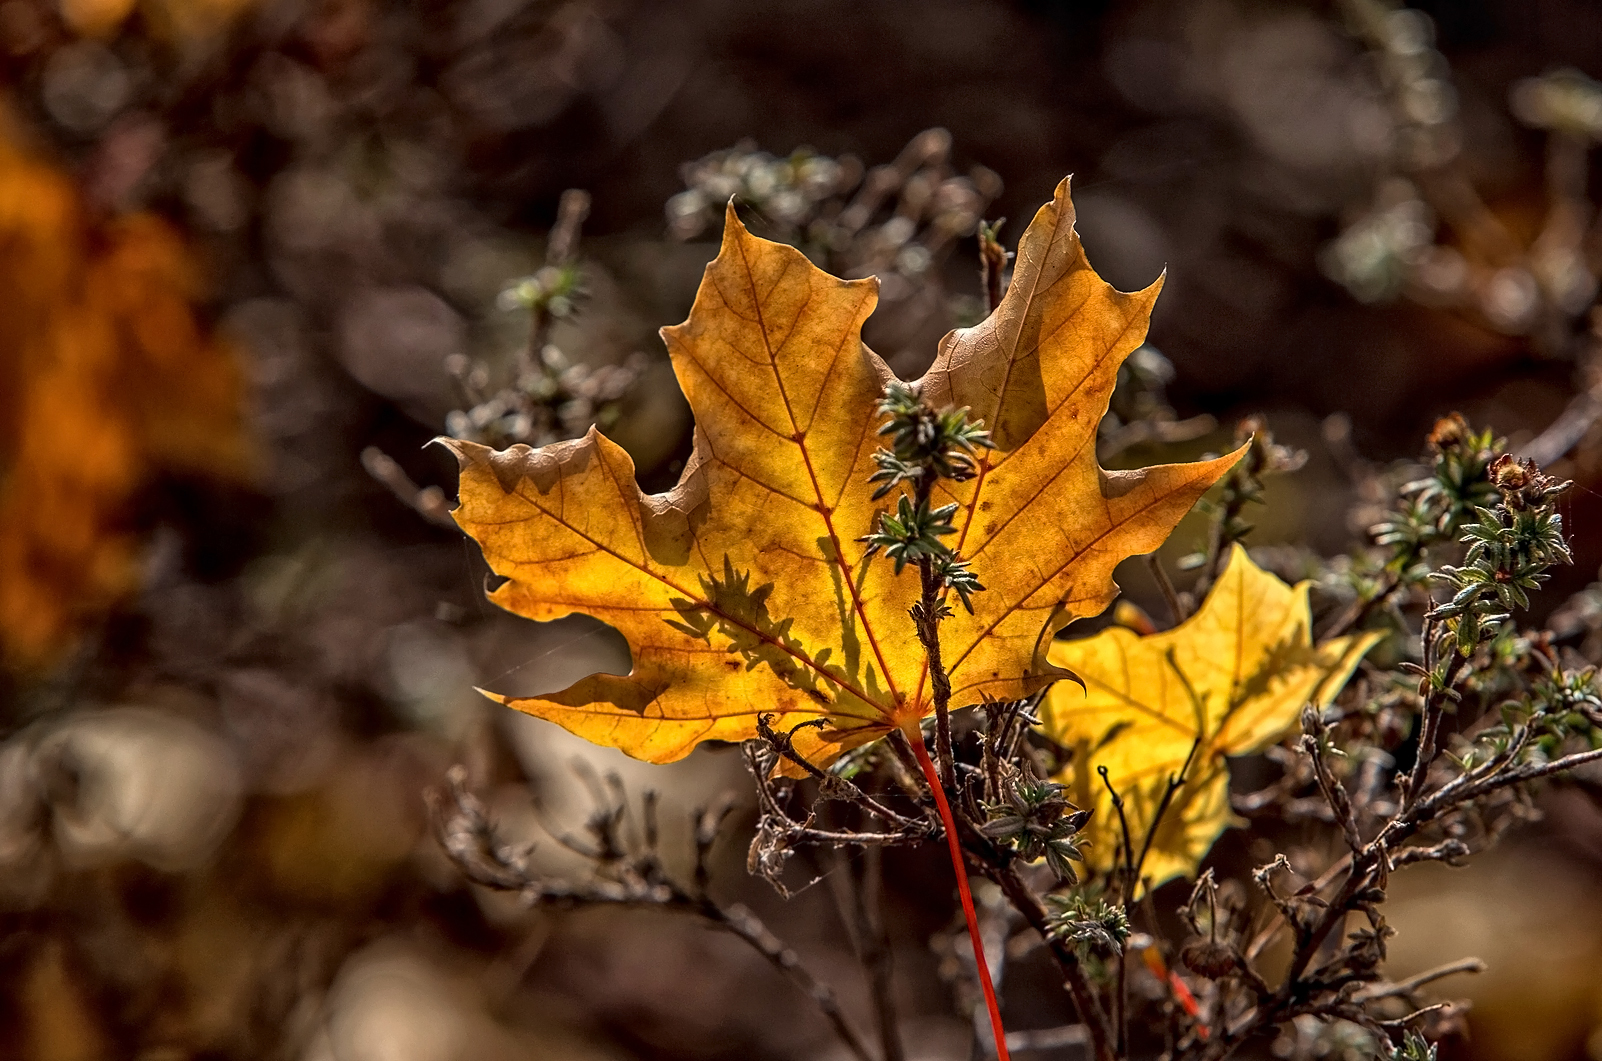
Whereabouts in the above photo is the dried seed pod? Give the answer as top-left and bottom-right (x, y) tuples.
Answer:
(1179, 938), (1238, 979)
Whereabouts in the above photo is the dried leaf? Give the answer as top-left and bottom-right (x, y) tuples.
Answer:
(447, 179), (1244, 766)
(1042, 544), (1380, 885)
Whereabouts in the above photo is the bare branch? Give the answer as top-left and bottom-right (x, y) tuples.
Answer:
(431, 767), (877, 1061)
(844, 846), (904, 1061)
(1356, 957), (1485, 1001)
(361, 446), (456, 528)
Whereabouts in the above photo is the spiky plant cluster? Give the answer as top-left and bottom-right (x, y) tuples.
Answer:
(867, 381), (994, 498)
(859, 381), (994, 612)
(497, 261), (583, 318)
(1430, 454), (1573, 657)
(979, 778), (1091, 882)
(1045, 894), (1132, 956)
(1387, 1031), (1438, 1061)
(439, 190), (649, 452)
(1368, 414), (1501, 593)
(665, 130), (1002, 300)
(860, 494), (957, 573)
(1452, 661), (1602, 772)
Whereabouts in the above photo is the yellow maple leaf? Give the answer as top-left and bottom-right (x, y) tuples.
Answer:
(1042, 544), (1381, 886)
(446, 179), (1245, 766)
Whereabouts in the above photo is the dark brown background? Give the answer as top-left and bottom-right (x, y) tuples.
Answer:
(4, 1), (1602, 1059)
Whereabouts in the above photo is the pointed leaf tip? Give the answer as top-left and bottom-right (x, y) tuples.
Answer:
(430, 435), (470, 467)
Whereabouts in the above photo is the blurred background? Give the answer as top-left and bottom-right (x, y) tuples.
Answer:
(6, 0), (1602, 1058)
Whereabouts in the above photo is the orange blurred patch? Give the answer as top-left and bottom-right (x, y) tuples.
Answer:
(19, 939), (108, 1061)
(58, 0), (258, 41)
(0, 111), (249, 668)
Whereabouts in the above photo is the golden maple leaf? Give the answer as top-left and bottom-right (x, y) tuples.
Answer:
(445, 179), (1245, 766)
(0, 120), (248, 667)
(1042, 544), (1380, 886)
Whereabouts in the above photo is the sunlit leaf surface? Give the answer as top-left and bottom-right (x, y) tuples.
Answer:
(1043, 545), (1380, 885)
(447, 180), (1244, 765)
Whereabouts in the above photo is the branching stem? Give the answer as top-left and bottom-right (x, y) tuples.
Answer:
(521, 188), (590, 376)
(707, 900), (880, 1061)
(434, 770), (876, 1061)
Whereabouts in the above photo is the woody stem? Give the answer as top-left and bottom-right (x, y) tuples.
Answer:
(913, 475), (956, 791)
(917, 559), (958, 789)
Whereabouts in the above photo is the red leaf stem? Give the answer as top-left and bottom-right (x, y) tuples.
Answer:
(910, 735), (1011, 1060)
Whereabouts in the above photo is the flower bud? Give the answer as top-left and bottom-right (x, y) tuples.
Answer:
(1426, 412), (1469, 451)
(1488, 452), (1529, 493)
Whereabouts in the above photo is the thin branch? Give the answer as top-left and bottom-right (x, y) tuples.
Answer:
(788, 827), (932, 846)
(988, 864), (1117, 1061)
(361, 446), (456, 528)
(1241, 739), (1602, 976)
(709, 900), (879, 1061)
(1217, 699), (1599, 1056)
(849, 846), (905, 1061)
(432, 768), (877, 1061)
(910, 736), (1012, 1061)
(968, 892), (1019, 1059)
(913, 479), (958, 792)
(1101, 414), (1217, 463)
(1520, 383), (1602, 467)
(522, 188), (591, 374)
(755, 714), (925, 831)
(1385, 838), (1469, 869)
(978, 220), (1008, 315)
(1132, 731), (1202, 888)
(1097, 766), (1136, 881)
(1416, 745), (1602, 819)
(547, 188), (591, 268)
(1320, 570), (1403, 641)
(1376, 1000), (1457, 1030)
(1302, 714), (1365, 856)
(1146, 552), (1187, 625)
(1355, 957), (1485, 1001)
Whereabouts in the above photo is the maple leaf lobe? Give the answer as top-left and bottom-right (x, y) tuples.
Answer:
(911, 178), (1241, 710)
(447, 179), (1245, 767)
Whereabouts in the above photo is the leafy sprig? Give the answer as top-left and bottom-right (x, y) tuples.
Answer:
(860, 495), (959, 573)
(1367, 415), (1502, 593)
(980, 778), (1091, 882)
(1430, 455), (1572, 657)
(867, 381), (995, 499)
(1045, 895), (1132, 956)
(1388, 1031), (1438, 1061)
(860, 381), (993, 609)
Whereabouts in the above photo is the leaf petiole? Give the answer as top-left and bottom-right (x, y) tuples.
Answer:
(908, 731), (1012, 1061)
